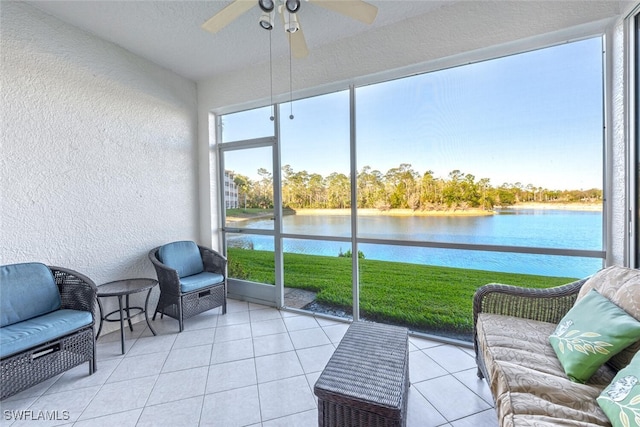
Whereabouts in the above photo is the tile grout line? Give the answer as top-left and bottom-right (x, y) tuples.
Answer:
(197, 314), (219, 427)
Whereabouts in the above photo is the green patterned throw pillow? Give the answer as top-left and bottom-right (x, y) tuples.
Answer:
(597, 351), (640, 427)
(549, 289), (640, 383)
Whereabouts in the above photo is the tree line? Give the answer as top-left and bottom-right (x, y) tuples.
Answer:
(230, 163), (602, 211)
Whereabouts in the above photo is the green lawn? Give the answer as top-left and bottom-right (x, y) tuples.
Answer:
(225, 208), (273, 217)
(227, 248), (577, 340)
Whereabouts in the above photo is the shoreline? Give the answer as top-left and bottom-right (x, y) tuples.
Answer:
(226, 203), (602, 221)
(499, 202), (602, 211)
(294, 203), (602, 217)
(294, 208), (494, 217)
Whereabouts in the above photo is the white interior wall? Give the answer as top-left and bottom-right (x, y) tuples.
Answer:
(1, 2), (199, 332)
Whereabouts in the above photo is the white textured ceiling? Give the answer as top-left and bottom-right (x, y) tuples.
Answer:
(26, 0), (449, 81)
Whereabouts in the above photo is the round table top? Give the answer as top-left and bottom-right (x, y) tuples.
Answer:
(97, 278), (158, 297)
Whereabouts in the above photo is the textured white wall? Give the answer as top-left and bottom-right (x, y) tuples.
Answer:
(1, 2), (198, 302)
(608, 18), (628, 267)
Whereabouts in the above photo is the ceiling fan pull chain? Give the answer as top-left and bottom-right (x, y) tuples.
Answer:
(269, 29), (275, 121)
(289, 31), (294, 120)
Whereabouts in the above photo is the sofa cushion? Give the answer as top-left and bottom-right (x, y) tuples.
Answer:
(158, 241), (204, 278)
(477, 313), (614, 426)
(180, 272), (224, 293)
(549, 289), (640, 383)
(578, 265), (640, 371)
(0, 263), (61, 327)
(0, 309), (93, 358)
(597, 351), (640, 427)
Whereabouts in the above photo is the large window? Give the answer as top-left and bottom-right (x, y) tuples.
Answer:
(355, 38), (603, 279)
(215, 37), (605, 341)
(280, 90), (351, 237)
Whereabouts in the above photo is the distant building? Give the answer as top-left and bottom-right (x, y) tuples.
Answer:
(224, 170), (239, 209)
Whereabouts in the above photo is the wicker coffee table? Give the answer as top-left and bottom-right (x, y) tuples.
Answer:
(314, 321), (410, 427)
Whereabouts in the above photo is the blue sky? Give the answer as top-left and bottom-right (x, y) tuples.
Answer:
(222, 37), (603, 191)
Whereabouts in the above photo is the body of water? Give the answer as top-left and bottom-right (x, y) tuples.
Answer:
(227, 209), (604, 278)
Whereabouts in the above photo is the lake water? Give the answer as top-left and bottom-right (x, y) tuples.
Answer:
(227, 209), (604, 278)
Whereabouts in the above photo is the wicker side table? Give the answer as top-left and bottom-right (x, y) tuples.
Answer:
(96, 278), (157, 354)
(314, 321), (410, 427)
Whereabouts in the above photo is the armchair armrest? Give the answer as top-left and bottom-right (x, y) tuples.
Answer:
(199, 245), (227, 275)
(148, 248), (181, 295)
(50, 266), (98, 315)
(473, 278), (587, 327)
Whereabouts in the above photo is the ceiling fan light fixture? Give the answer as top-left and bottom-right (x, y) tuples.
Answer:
(259, 11), (274, 30)
(283, 12), (299, 33)
(258, 0), (275, 13)
(284, 0), (301, 14)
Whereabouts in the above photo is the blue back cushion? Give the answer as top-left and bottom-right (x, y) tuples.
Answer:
(0, 262), (61, 327)
(158, 241), (204, 278)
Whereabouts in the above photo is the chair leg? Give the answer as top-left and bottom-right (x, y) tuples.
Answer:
(178, 297), (184, 332)
(90, 344), (96, 374)
(153, 299), (164, 320)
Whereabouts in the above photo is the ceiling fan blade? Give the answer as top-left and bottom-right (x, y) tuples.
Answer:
(309, 0), (378, 25)
(290, 26), (309, 59)
(201, 0), (256, 34)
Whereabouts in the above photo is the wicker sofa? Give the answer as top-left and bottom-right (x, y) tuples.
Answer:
(473, 265), (640, 426)
(0, 262), (97, 400)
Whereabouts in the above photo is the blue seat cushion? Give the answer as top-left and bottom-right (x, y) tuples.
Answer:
(158, 241), (204, 278)
(0, 262), (61, 327)
(180, 272), (224, 293)
(0, 309), (93, 359)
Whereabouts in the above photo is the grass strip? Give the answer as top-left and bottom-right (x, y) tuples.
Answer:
(228, 248), (577, 340)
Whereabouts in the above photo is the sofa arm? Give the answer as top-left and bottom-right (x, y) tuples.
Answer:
(50, 266), (98, 315)
(472, 278), (587, 380)
(473, 278), (587, 327)
(199, 245), (227, 276)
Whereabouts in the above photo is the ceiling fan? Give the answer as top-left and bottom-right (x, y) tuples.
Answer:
(201, 0), (378, 59)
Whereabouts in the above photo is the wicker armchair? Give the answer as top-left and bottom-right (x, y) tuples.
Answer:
(1, 263), (97, 400)
(472, 278), (587, 380)
(148, 241), (227, 332)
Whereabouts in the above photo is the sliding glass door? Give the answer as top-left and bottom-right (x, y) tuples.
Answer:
(218, 107), (280, 306)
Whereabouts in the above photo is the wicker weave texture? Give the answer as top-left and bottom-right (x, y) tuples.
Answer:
(472, 278), (586, 380)
(52, 267), (98, 314)
(161, 283), (225, 320)
(1, 326), (94, 400)
(314, 321), (409, 427)
(149, 245), (227, 332)
(1, 266), (97, 400)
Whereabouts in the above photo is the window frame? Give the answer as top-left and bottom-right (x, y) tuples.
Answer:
(213, 36), (608, 330)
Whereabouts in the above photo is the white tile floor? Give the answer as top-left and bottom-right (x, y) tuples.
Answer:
(0, 300), (498, 426)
